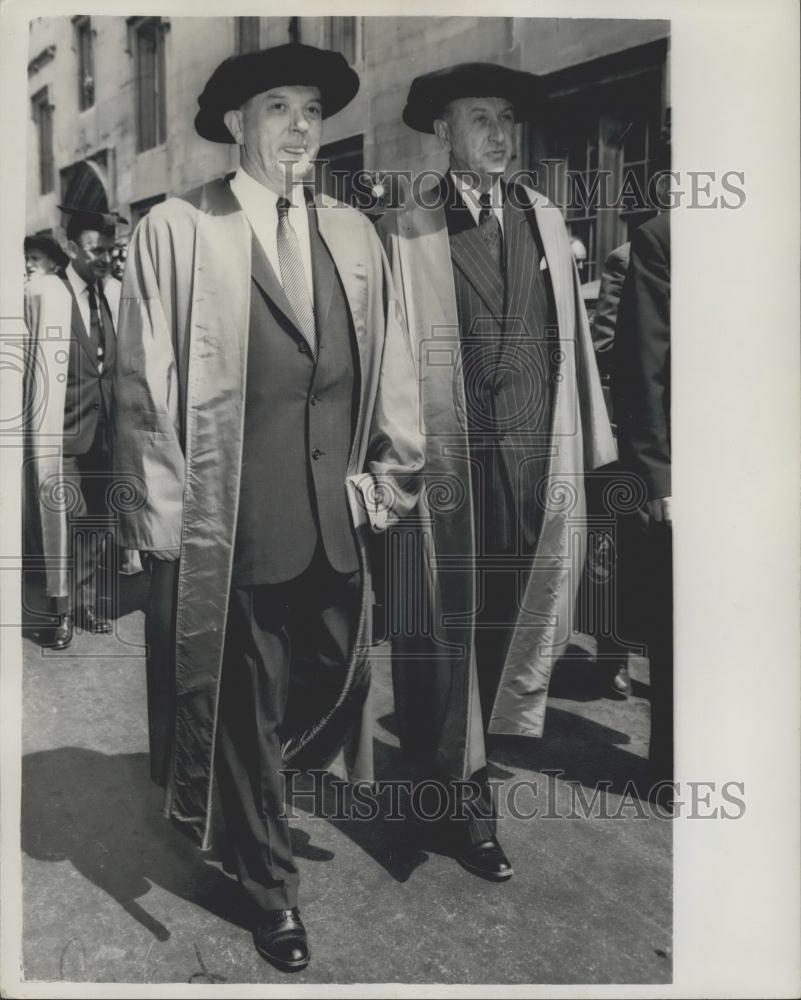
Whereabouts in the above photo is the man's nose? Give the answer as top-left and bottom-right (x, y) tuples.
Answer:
(487, 118), (505, 142)
(290, 112), (310, 133)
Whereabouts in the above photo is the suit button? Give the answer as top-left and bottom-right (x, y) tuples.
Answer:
(312, 448), (322, 460)
(93, 403), (100, 410)
(310, 395), (319, 406)
(298, 343), (308, 354)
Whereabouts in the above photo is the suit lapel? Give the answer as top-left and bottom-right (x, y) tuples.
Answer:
(101, 276), (121, 335)
(526, 191), (566, 320)
(219, 175), (306, 338)
(314, 197), (367, 347)
(249, 232), (306, 336)
(503, 182), (558, 343)
(308, 203), (335, 337)
(503, 186), (532, 327)
(61, 275), (99, 368)
(443, 176), (505, 321)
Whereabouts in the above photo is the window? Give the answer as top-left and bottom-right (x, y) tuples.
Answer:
(60, 153), (110, 212)
(526, 40), (668, 281)
(235, 17), (261, 53)
(133, 18), (167, 152)
(562, 119), (600, 282)
(619, 115), (662, 238)
(318, 135), (364, 207)
(131, 193), (165, 225)
(323, 17), (361, 64)
(546, 109), (663, 283)
(74, 16), (95, 110)
(32, 88), (54, 195)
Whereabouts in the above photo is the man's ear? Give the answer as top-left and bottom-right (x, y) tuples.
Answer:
(65, 240), (79, 262)
(223, 109), (245, 145)
(433, 117), (451, 154)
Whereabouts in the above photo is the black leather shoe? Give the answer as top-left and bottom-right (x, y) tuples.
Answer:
(457, 837), (513, 882)
(77, 607), (112, 635)
(253, 908), (310, 973)
(45, 613), (73, 650)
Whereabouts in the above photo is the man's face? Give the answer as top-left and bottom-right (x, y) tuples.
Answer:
(225, 85), (323, 193)
(25, 249), (57, 278)
(111, 238), (129, 280)
(434, 96), (516, 188)
(67, 229), (115, 284)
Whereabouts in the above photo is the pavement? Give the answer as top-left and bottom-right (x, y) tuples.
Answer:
(18, 571), (671, 987)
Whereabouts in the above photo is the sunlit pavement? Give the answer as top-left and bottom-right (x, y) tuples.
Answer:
(18, 572), (670, 986)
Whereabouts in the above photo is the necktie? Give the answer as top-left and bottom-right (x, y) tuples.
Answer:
(276, 196), (316, 357)
(86, 282), (106, 371)
(478, 190), (503, 268)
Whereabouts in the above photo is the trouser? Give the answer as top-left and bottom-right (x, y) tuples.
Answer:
(214, 547), (361, 913)
(469, 445), (538, 726)
(583, 461), (644, 662)
(385, 517), (499, 849)
(473, 561), (534, 729)
(54, 426), (112, 615)
(642, 521), (673, 784)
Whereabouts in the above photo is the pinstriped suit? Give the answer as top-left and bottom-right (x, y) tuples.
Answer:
(443, 172), (557, 716)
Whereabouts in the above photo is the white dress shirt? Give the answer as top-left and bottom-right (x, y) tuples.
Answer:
(452, 172), (505, 234)
(230, 168), (314, 304)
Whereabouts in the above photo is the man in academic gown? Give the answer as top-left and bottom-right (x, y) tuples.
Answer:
(111, 43), (424, 972)
(377, 63), (616, 870)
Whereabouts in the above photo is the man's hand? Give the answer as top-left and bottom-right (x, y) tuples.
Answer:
(646, 496), (672, 526)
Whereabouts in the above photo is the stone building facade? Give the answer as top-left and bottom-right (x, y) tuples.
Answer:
(26, 15), (669, 281)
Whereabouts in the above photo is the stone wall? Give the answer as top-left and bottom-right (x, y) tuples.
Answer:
(25, 15), (669, 238)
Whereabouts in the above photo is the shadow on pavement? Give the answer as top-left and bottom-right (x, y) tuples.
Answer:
(487, 707), (649, 798)
(21, 748), (251, 941)
(547, 648), (609, 701)
(286, 736), (432, 884)
(22, 740), (432, 941)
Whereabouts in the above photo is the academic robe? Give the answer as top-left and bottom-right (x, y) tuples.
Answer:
(23, 273), (121, 599)
(111, 177), (423, 849)
(377, 180), (616, 768)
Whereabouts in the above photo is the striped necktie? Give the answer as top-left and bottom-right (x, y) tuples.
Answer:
(478, 190), (503, 268)
(276, 196), (316, 357)
(86, 282), (106, 371)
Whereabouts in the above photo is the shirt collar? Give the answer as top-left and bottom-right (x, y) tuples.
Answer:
(451, 171), (504, 221)
(66, 262), (90, 297)
(231, 168), (308, 211)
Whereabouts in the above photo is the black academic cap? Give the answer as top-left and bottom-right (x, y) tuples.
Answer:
(195, 42), (360, 143)
(402, 61), (542, 134)
(58, 205), (121, 239)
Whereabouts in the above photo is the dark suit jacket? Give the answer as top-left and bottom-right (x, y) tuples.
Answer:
(613, 212), (671, 501)
(592, 241), (631, 377)
(233, 205), (359, 586)
(61, 275), (116, 456)
(440, 173), (556, 547)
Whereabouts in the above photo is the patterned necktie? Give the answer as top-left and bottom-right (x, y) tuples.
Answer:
(276, 196), (316, 357)
(478, 190), (503, 268)
(86, 282), (106, 371)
